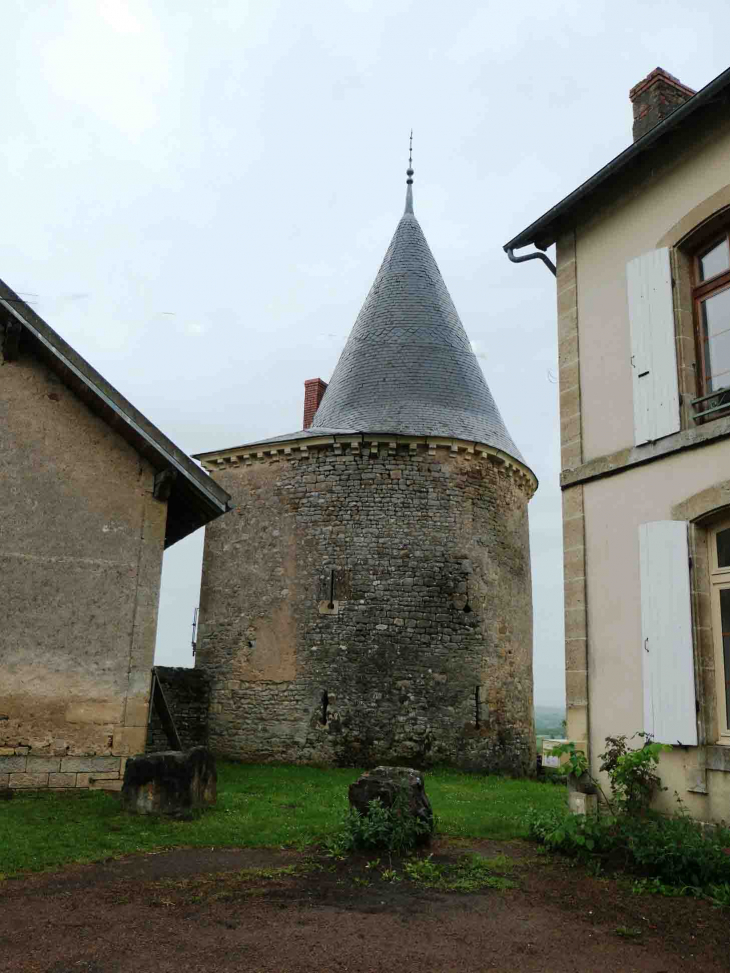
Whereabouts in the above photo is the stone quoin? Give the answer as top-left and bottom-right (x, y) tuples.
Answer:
(194, 159), (538, 774)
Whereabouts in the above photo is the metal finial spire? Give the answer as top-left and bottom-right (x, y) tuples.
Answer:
(405, 130), (414, 214)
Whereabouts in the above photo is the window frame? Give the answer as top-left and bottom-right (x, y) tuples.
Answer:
(708, 518), (730, 744)
(692, 231), (730, 409)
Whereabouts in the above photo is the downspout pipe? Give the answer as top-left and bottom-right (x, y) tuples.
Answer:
(505, 246), (556, 276)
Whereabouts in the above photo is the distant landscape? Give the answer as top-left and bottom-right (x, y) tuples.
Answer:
(534, 704), (565, 749)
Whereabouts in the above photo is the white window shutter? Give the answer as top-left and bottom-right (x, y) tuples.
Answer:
(639, 521), (697, 745)
(627, 248), (680, 445)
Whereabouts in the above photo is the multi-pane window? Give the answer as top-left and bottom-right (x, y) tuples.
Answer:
(709, 521), (730, 741)
(693, 235), (730, 421)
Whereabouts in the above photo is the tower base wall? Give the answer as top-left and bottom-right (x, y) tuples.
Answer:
(196, 438), (536, 774)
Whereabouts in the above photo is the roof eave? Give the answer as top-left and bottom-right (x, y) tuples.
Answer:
(503, 65), (730, 252)
(0, 284), (231, 548)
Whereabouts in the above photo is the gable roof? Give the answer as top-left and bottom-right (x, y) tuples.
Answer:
(504, 65), (730, 253)
(310, 184), (524, 462)
(1, 279), (231, 547)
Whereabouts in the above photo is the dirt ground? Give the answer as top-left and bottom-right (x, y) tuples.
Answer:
(1, 840), (727, 973)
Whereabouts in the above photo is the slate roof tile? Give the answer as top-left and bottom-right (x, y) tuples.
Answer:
(310, 197), (524, 463)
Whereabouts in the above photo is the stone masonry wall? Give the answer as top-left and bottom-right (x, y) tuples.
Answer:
(196, 440), (535, 773)
(0, 341), (166, 791)
(146, 667), (211, 752)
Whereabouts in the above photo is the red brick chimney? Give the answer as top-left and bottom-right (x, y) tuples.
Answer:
(629, 67), (695, 142)
(303, 378), (328, 429)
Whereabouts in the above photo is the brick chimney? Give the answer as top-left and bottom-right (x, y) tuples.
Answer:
(629, 67), (695, 142)
(303, 378), (328, 429)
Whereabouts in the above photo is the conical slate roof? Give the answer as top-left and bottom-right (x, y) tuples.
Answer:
(310, 183), (524, 463)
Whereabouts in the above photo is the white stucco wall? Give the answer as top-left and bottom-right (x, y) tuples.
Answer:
(571, 117), (730, 820)
(576, 118), (730, 462)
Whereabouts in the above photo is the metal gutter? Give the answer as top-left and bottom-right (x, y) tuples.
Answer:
(503, 65), (730, 253)
(1, 297), (229, 516)
(506, 246), (556, 276)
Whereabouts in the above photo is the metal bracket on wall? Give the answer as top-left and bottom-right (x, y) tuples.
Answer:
(153, 468), (178, 501)
(1, 318), (21, 362)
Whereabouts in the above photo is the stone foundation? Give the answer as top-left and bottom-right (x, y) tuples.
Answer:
(0, 748), (126, 791)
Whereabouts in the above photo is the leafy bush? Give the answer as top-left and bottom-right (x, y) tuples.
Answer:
(526, 804), (730, 895)
(598, 734), (671, 814)
(326, 792), (432, 856)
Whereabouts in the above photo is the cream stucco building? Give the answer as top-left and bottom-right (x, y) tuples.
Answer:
(1, 282), (230, 790)
(506, 66), (730, 822)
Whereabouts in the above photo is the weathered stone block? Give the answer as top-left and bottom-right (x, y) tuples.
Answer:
(121, 747), (217, 817)
(48, 773), (76, 787)
(26, 756), (61, 773)
(61, 755), (121, 773)
(568, 791), (597, 816)
(9, 773), (49, 788)
(90, 777), (123, 791)
(0, 755), (27, 773)
(348, 766), (433, 841)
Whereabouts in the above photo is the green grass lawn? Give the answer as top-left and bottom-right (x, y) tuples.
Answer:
(0, 763), (565, 878)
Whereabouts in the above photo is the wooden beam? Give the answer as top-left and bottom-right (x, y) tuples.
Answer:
(151, 670), (183, 750)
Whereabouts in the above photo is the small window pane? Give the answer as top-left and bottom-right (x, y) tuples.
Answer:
(701, 287), (730, 391)
(717, 528), (730, 568)
(720, 588), (730, 729)
(700, 238), (730, 281)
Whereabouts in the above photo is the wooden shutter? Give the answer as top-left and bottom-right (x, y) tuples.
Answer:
(639, 521), (697, 745)
(627, 248), (680, 445)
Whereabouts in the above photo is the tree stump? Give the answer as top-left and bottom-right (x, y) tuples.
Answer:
(121, 747), (216, 818)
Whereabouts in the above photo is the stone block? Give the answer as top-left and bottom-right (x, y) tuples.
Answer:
(561, 486), (584, 521)
(65, 700), (124, 724)
(115, 725), (147, 756)
(9, 773), (49, 788)
(0, 755), (27, 773)
(561, 440), (582, 471)
(48, 773), (76, 788)
(124, 695), (151, 727)
(566, 669), (588, 706)
(61, 755), (121, 773)
(26, 756), (61, 773)
(91, 778), (123, 791)
(89, 772), (122, 791)
(564, 607), (587, 641)
(121, 747), (217, 817)
(565, 637), (587, 672)
(348, 766), (433, 842)
(566, 705), (588, 742)
(0, 774), (9, 789)
(568, 791), (597, 817)
(564, 577), (586, 611)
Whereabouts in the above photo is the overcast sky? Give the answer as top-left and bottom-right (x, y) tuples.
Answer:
(4, 1), (729, 707)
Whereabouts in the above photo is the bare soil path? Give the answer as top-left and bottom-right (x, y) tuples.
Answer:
(0, 840), (726, 973)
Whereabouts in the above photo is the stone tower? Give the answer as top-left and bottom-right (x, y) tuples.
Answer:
(194, 165), (537, 773)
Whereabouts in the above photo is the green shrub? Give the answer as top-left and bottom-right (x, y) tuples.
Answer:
(598, 734), (671, 814)
(326, 792), (432, 856)
(525, 805), (730, 895)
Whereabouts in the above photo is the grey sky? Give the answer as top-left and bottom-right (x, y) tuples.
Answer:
(3, 1), (728, 707)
